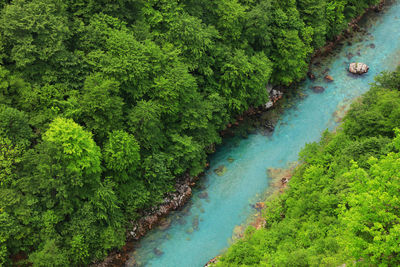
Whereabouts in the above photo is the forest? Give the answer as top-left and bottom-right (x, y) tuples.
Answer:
(0, 0), (381, 265)
(216, 67), (400, 266)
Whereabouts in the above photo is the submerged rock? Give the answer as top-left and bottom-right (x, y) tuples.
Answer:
(264, 120), (275, 133)
(324, 75), (334, 82)
(311, 86), (325, 93)
(346, 52), (354, 60)
(158, 218), (171, 231)
(192, 216), (199, 230)
(307, 71), (316, 80)
(153, 248), (163, 256)
(322, 68), (330, 75)
(198, 191), (209, 199)
(213, 165), (227, 176)
(177, 217), (187, 225)
(349, 62), (369, 74)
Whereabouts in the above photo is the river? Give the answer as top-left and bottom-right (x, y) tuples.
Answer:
(127, 2), (400, 266)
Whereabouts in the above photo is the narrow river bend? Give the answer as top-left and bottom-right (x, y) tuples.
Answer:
(128, 2), (400, 266)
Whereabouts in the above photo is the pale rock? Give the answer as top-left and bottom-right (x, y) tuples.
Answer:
(349, 62), (369, 74)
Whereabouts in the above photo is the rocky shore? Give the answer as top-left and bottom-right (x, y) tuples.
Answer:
(94, 174), (197, 267)
(312, 0), (385, 58)
(127, 174), (195, 241)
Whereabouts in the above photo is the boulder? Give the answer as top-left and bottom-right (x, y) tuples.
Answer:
(272, 89), (283, 99)
(349, 62), (369, 74)
(265, 101), (274, 109)
(324, 75), (334, 82)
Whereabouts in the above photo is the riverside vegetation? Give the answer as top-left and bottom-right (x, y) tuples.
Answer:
(215, 67), (400, 266)
(0, 0), (383, 265)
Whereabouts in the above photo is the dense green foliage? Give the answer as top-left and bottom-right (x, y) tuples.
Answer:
(0, 0), (380, 265)
(216, 67), (400, 266)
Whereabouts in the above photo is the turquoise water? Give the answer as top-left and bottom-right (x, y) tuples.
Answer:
(129, 2), (400, 266)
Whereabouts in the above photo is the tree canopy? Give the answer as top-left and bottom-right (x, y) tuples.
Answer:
(0, 0), (381, 265)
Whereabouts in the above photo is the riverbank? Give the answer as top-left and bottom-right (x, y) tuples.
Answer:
(212, 63), (400, 265)
(203, 163), (298, 267)
(95, 1), (390, 265)
(311, 0), (385, 59)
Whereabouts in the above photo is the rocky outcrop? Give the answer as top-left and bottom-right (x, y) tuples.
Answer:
(349, 63), (369, 74)
(265, 100), (274, 109)
(265, 85), (283, 110)
(127, 174), (194, 240)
